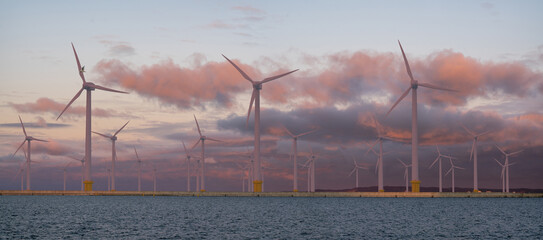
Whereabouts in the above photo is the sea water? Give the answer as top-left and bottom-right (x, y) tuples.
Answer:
(1, 196), (541, 239)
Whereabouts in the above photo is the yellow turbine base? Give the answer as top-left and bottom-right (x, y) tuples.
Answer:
(200, 189), (206, 192)
(293, 189), (298, 192)
(253, 180), (263, 192)
(379, 189), (385, 192)
(83, 181), (94, 192)
(473, 189), (480, 193)
(411, 180), (421, 193)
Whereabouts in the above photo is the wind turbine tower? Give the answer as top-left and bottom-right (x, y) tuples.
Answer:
(284, 127), (317, 192)
(386, 41), (457, 192)
(12, 116), (48, 190)
(223, 55), (298, 192)
(133, 147), (142, 191)
(348, 157), (368, 189)
(92, 121), (129, 191)
(191, 114), (222, 192)
(461, 123), (491, 192)
(495, 145), (522, 193)
(430, 145), (454, 193)
(57, 43), (128, 191)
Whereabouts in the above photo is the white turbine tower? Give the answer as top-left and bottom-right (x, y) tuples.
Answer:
(92, 121), (129, 191)
(11, 116), (48, 190)
(366, 117), (405, 192)
(62, 162), (72, 191)
(153, 163), (157, 193)
(133, 147), (143, 192)
(223, 54), (298, 192)
(385, 41), (457, 192)
(303, 148), (318, 192)
(461, 123), (491, 192)
(68, 156), (85, 191)
(495, 145), (523, 193)
(191, 115), (223, 192)
(348, 157), (368, 189)
(429, 145), (454, 193)
(182, 140), (197, 192)
(397, 158), (411, 192)
(493, 158), (507, 193)
(284, 127), (317, 192)
(445, 157), (464, 193)
(106, 168), (111, 191)
(57, 43), (128, 191)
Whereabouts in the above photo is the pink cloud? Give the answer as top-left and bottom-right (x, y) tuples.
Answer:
(9, 97), (121, 118)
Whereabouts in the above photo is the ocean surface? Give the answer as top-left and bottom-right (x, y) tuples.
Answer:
(1, 196), (542, 239)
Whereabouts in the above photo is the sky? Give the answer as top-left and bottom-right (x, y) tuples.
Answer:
(1, 0), (542, 192)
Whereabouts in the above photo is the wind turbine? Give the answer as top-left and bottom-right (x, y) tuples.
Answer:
(57, 43), (128, 191)
(106, 168), (111, 191)
(223, 54), (298, 192)
(397, 158), (411, 192)
(493, 158), (507, 193)
(366, 117), (405, 192)
(191, 114), (223, 192)
(182, 140), (197, 192)
(11, 116), (48, 190)
(68, 156), (85, 191)
(461, 123), (492, 192)
(303, 148), (318, 192)
(385, 41), (457, 192)
(92, 121), (130, 191)
(429, 145), (454, 193)
(62, 162), (72, 191)
(133, 147), (143, 192)
(153, 163), (157, 193)
(284, 127), (317, 192)
(445, 157), (464, 193)
(348, 157), (368, 189)
(495, 145), (523, 193)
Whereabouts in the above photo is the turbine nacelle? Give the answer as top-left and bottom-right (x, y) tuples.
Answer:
(83, 82), (96, 91)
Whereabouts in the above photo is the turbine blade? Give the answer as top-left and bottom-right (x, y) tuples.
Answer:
(495, 145), (506, 155)
(445, 168), (452, 176)
(435, 145), (441, 155)
(92, 131), (111, 139)
(397, 158), (407, 167)
(246, 89), (256, 127)
(222, 54), (254, 82)
(385, 87), (411, 117)
(18, 116), (27, 137)
(32, 138), (48, 142)
(493, 158), (504, 167)
(12, 140), (27, 158)
(470, 140), (476, 162)
(113, 121), (130, 137)
(418, 82), (457, 92)
(365, 139), (379, 155)
(398, 40), (414, 83)
(191, 139), (201, 150)
(478, 130), (492, 137)
(460, 123), (476, 137)
(206, 137), (224, 142)
(93, 84), (129, 94)
(182, 140), (188, 155)
(71, 43), (86, 83)
(429, 156), (439, 169)
(283, 126), (295, 138)
(348, 168), (356, 177)
(509, 150), (523, 156)
(261, 69), (299, 84)
(57, 87), (84, 120)
(133, 147), (140, 161)
(193, 114), (202, 136)
(297, 128), (318, 138)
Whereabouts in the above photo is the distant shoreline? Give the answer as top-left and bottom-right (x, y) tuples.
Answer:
(1, 190), (542, 198)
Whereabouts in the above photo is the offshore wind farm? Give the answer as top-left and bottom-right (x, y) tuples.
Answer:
(1, 1), (543, 239)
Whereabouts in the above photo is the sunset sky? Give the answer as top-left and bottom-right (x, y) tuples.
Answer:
(1, 1), (542, 192)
